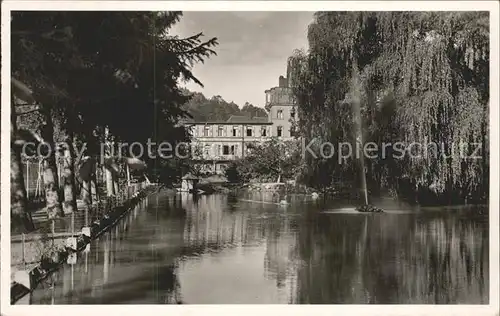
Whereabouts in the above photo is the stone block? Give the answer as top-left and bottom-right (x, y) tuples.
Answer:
(13, 270), (31, 290)
(65, 237), (77, 251)
(82, 227), (91, 238)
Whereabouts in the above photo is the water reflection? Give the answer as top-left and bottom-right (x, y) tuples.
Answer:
(27, 191), (488, 304)
(295, 210), (488, 304)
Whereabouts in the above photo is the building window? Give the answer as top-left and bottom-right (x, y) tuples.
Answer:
(217, 145), (222, 156)
(217, 125), (224, 137)
(290, 107), (296, 119)
(232, 126), (238, 137)
(204, 144), (210, 156)
(223, 145), (230, 155)
(246, 126), (253, 137)
(277, 126), (283, 137)
(204, 126), (210, 137)
(230, 145), (237, 155)
(290, 126), (296, 137)
(261, 126), (267, 137)
(277, 109), (283, 119)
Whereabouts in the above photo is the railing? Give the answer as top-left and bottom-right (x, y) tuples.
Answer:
(10, 180), (156, 305)
(11, 180), (149, 270)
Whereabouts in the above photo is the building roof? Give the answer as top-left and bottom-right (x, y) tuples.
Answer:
(181, 114), (272, 125)
(226, 115), (269, 124)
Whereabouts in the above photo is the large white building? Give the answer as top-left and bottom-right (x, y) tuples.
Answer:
(185, 73), (298, 174)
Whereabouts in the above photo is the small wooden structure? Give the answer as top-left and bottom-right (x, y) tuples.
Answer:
(180, 173), (200, 193)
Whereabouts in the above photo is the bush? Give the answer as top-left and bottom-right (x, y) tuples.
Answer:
(224, 162), (243, 183)
(226, 138), (302, 184)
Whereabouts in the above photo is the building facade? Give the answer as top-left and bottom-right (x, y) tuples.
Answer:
(265, 75), (297, 139)
(186, 73), (298, 174)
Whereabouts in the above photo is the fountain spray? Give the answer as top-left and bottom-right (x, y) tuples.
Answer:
(350, 59), (369, 206)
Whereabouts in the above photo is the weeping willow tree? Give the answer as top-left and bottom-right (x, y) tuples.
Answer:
(290, 12), (489, 204)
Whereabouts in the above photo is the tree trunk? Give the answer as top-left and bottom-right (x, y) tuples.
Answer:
(11, 112), (35, 232)
(62, 137), (78, 214)
(91, 165), (99, 204)
(104, 127), (115, 196)
(106, 167), (114, 196)
(113, 174), (119, 199)
(112, 140), (120, 198)
(126, 164), (131, 186)
(40, 118), (64, 219)
(82, 180), (92, 206)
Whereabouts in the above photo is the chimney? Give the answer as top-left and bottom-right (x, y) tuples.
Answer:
(278, 75), (287, 88)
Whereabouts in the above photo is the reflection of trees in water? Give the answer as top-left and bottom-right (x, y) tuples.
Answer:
(155, 264), (183, 304)
(394, 215), (488, 303)
(295, 212), (488, 304)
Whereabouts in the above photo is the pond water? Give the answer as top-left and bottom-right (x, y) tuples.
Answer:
(25, 190), (489, 304)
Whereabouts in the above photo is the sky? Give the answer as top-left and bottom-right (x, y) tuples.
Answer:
(170, 11), (314, 108)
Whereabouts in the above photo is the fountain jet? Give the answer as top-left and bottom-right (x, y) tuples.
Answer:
(350, 59), (369, 206)
(350, 59), (382, 213)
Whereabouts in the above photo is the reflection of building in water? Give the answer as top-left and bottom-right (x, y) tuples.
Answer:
(182, 195), (249, 249)
(263, 216), (299, 301)
(178, 193), (299, 303)
(180, 194), (276, 252)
